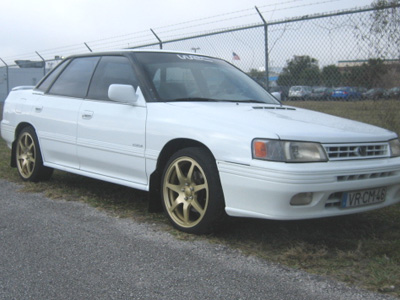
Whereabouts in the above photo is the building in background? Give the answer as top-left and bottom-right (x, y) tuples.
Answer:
(0, 58), (61, 101)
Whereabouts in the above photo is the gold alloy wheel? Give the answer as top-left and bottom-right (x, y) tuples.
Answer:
(16, 132), (37, 179)
(163, 156), (209, 229)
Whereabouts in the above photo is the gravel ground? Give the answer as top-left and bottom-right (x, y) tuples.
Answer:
(0, 179), (397, 300)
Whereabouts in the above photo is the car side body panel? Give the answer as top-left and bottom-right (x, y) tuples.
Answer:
(77, 99), (147, 186)
(31, 93), (82, 169)
(1, 50), (400, 226)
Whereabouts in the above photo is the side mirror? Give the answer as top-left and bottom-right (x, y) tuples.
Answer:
(108, 84), (138, 104)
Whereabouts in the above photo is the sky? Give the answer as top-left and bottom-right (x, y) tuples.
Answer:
(0, 0), (374, 65)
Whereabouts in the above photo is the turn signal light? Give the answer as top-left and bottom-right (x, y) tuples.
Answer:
(254, 141), (267, 158)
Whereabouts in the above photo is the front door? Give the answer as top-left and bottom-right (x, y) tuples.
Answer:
(77, 56), (148, 186)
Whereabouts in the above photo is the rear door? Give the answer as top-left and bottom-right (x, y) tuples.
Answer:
(32, 57), (99, 169)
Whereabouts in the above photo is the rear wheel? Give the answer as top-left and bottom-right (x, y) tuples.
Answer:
(161, 147), (225, 234)
(15, 127), (53, 182)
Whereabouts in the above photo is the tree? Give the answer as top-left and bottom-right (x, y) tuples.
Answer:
(248, 68), (267, 88)
(354, 1), (400, 59)
(277, 55), (320, 86)
(248, 68), (266, 81)
(344, 59), (388, 88)
(321, 65), (342, 87)
(371, 0), (400, 58)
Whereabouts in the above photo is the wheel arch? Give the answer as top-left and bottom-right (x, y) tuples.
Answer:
(148, 138), (217, 212)
(11, 122), (35, 168)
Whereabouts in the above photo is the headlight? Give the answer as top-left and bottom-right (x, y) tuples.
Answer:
(252, 139), (328, 162)
(389, 139), (400, 157)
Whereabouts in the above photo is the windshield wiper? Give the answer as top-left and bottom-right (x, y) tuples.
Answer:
(164, 98), (272, 104)
(238, 99), (269, 104)
(164, 97), (223, 102)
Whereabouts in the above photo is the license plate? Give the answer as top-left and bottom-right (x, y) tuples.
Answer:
(341, 187), (386, 208)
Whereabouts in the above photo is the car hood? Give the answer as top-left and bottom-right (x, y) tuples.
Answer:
(160, 102), (396, 143)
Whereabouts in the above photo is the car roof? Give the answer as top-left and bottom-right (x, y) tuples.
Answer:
(65, 49), (216, 59)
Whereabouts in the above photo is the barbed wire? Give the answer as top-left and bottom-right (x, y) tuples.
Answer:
(82, 0), (349, 53)
(0, 0), (362, 65)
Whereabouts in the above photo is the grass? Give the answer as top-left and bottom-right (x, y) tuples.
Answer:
(1, 100), (400, 297)
(286, 99), (400, 137)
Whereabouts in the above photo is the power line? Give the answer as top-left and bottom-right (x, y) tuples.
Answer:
(143, 0), (343, 39)
(1, 0), (369, 65)
(151, 0), (306, 31)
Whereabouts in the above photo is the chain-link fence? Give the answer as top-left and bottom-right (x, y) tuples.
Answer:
(146, 4), (400, 134)
(0, 58), (61, 102)
(138, 6), (399, 101)
(1, 5), (399, 132)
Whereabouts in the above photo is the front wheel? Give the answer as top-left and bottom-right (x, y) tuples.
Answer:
(161, 148), (225, 234)
(15, 127), (53, 182)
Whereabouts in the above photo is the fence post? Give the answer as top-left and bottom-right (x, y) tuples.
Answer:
(0, 58), (9, 95)
(255, 6), (269, 90)
(35, 51), (46, 76)
(150, 29), (163, 49)
(84, 42), (93, 52)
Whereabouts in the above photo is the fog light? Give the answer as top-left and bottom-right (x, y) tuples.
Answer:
(290, 192), (313, 206)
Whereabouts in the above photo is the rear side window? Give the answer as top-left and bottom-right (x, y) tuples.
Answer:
(87, 56), (138, 101)
(49, 57), (99, 98)
(36, 59), (69, 92)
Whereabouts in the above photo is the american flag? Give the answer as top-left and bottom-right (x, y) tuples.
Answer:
(232, 52), (240, 60)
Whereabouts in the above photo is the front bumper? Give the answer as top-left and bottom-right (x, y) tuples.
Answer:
(217, 158), (400, 220)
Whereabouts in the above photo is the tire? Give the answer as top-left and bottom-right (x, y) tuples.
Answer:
(161, 147), (225, 234)
(15, 127), (53, 182)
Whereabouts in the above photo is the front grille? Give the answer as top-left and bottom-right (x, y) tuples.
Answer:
(337, 171), (395, 181)
(323, 143), (389, 161)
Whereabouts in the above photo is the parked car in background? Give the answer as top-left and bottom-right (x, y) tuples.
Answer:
(356, 87), (368, 99)
(331, 87), (361, 101)
(268, 86), (289, 101)
(288, 85), (312, 100)
(308, 87), (333, 101)
(387, 87), (400, 99)
(363, 88), (386, 100)
(2, 50), (400, 234)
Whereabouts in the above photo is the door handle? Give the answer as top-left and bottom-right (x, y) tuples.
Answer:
(82, 110), (94, 120)
(35, 106), (43, 113)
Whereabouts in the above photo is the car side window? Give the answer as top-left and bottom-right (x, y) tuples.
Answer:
(48, 57), (100, 98)
(35, 59), (69, 92)
(87, 56), (138, 101)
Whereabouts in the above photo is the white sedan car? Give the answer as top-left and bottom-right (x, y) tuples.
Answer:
(1, 50), (400, 234)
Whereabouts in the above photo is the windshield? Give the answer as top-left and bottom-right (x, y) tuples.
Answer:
(133, 52), (279, 104)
